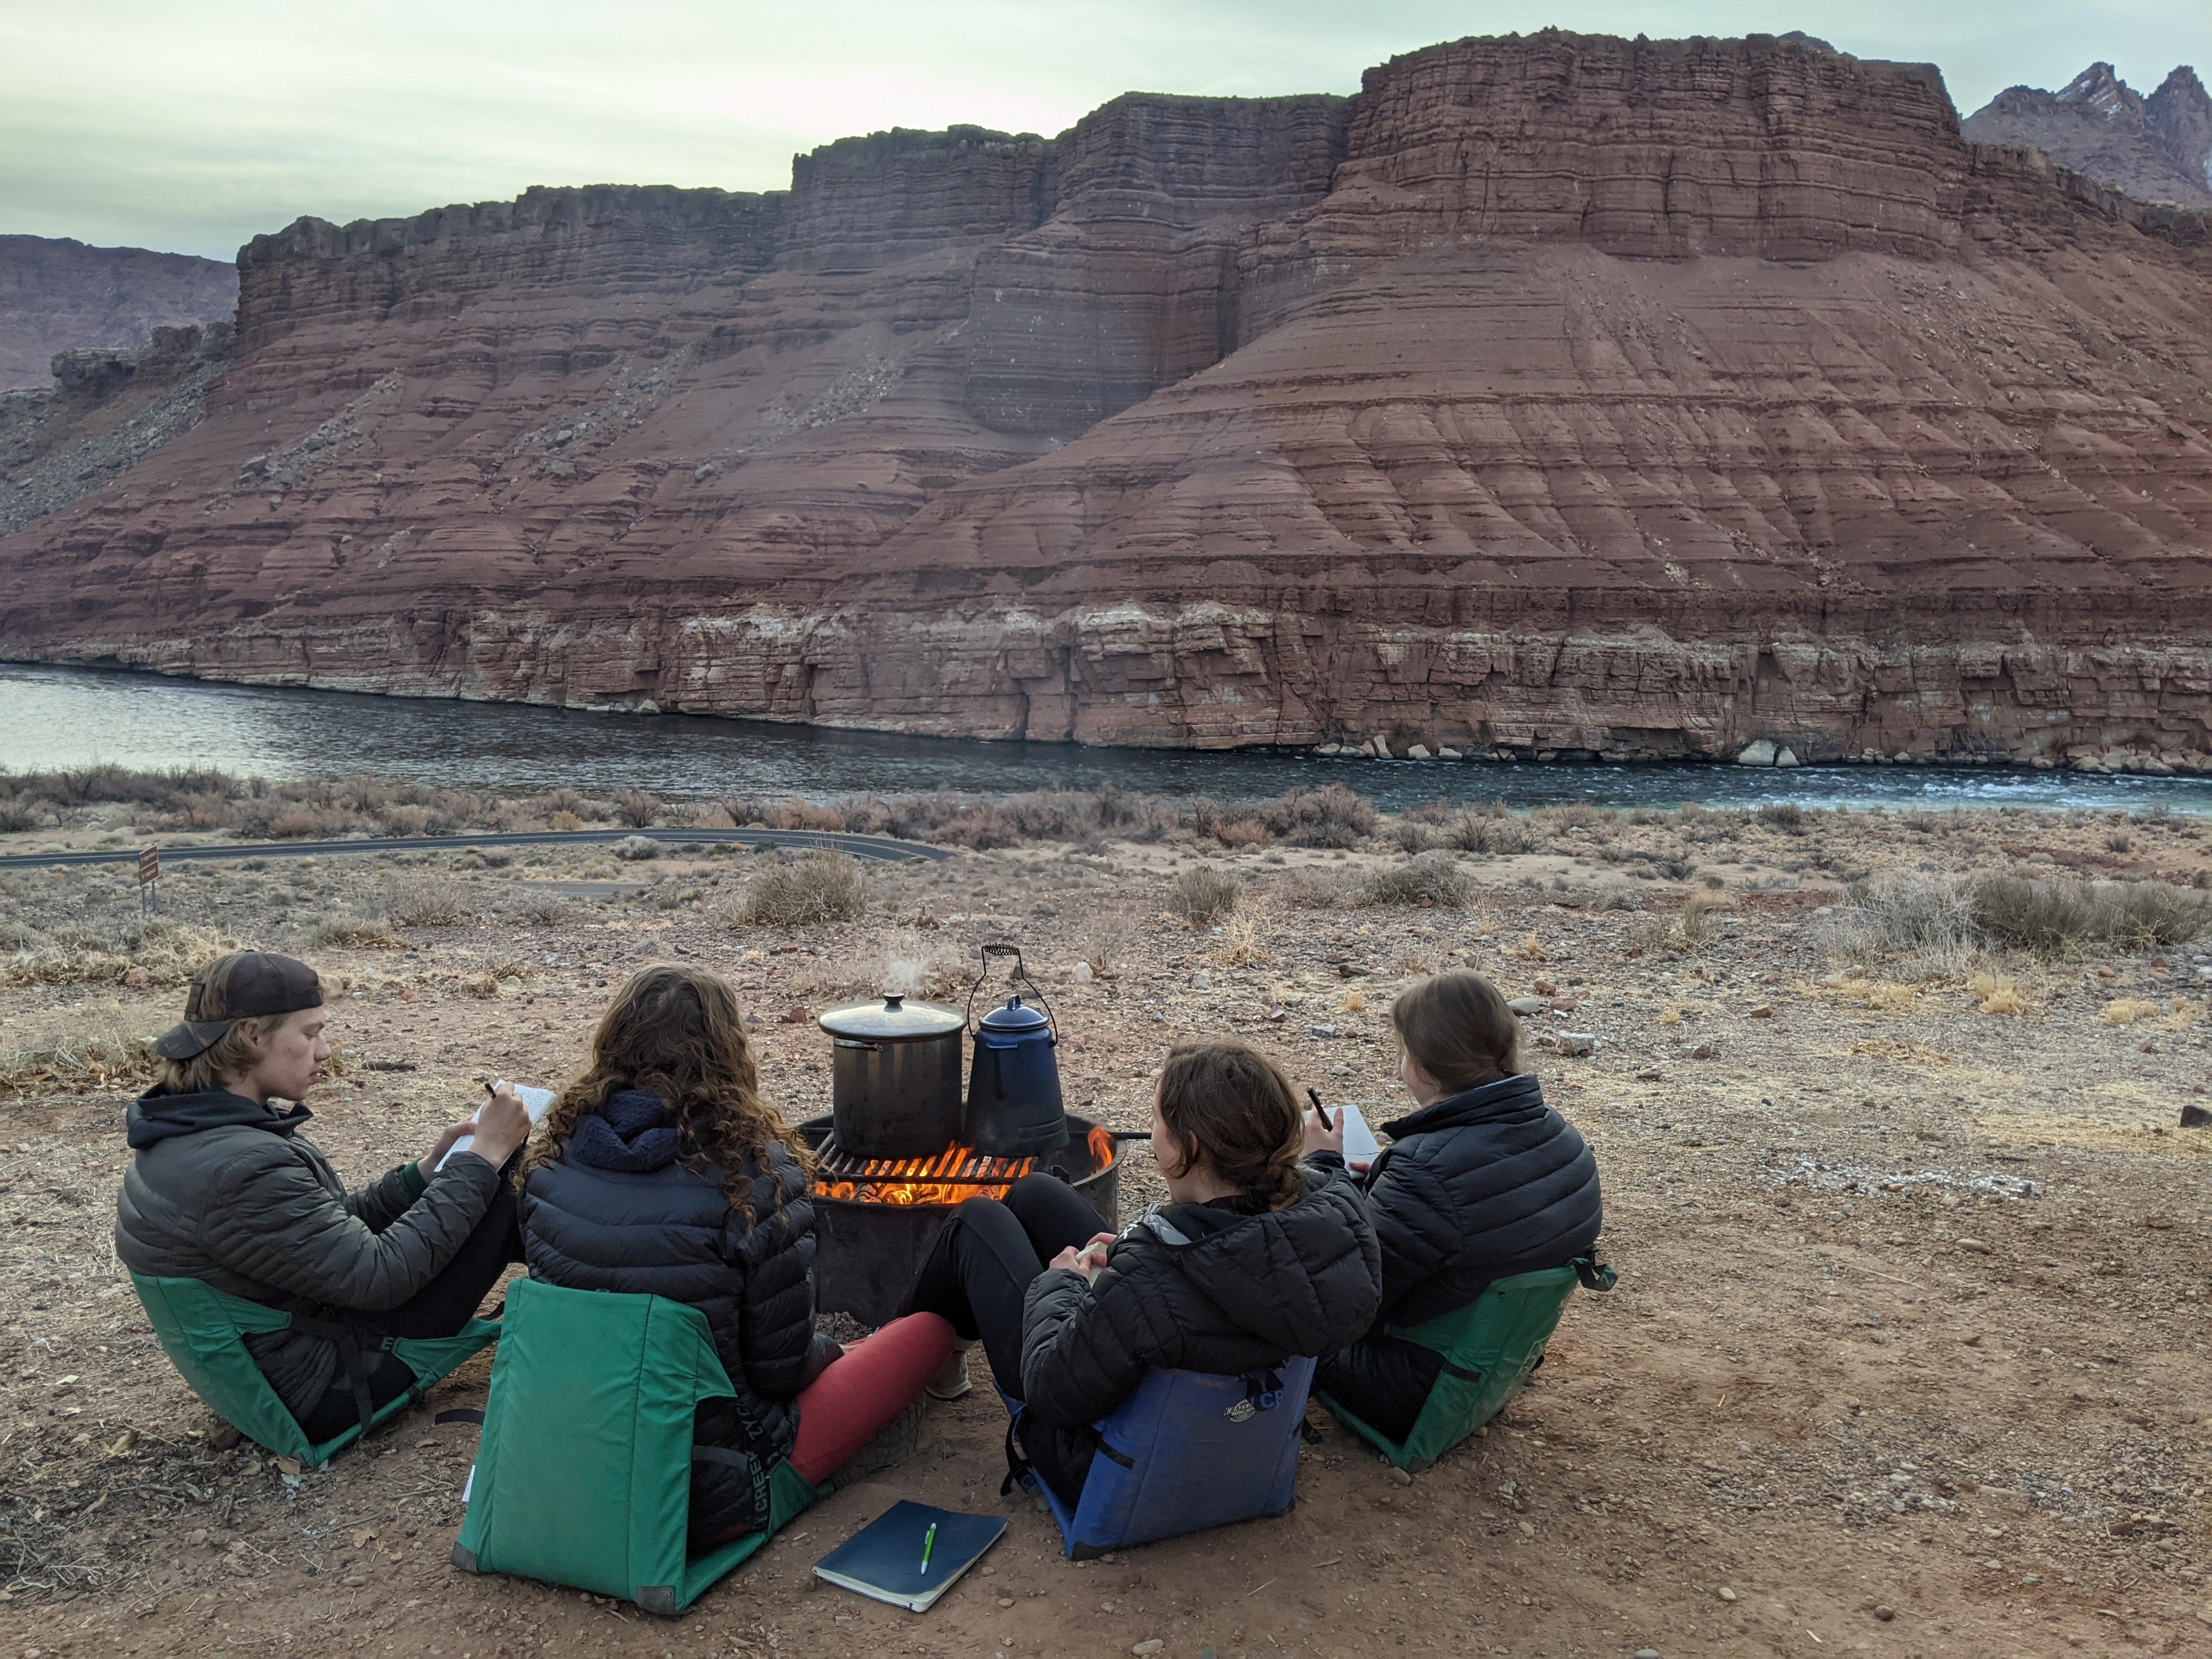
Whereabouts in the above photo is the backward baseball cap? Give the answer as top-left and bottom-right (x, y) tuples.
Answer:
(154, 952), (324, 1060)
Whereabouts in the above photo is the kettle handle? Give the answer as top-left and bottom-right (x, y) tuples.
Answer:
(966, 942), (1058, 1040)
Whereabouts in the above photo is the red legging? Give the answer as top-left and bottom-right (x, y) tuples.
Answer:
(788, 1312), (959, 1483)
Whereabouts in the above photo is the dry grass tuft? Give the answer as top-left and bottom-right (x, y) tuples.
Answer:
(1354, 853), (1471, 909)
(1968, 972), (2024, 1015)
(1167, 866), (1240, 928)
(2, 919), (236, 989)
(737, 852), (869, 927)
(1208, 907), (1276, 967)
(302, 915), (404, 950)
(2100, 997), (2162, 1026)
(1818, 873), (1977, 968)
(377, 869), (476, 928)
(0, 1001), (160, 1094)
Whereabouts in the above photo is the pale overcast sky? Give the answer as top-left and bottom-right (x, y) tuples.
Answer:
(3, 1), (2203, 261)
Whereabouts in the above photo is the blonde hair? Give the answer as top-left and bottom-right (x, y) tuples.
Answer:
(156, 1009), (305, 1096)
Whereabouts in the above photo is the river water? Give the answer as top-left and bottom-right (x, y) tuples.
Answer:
(5, 663), (2209, 815)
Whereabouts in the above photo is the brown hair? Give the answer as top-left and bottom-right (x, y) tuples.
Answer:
(1390, 970), (1522, 1094)
(1155, 1040), (1304, 1211)
(157, 1011), (306, 1097)
(523, 964), (811, 1216)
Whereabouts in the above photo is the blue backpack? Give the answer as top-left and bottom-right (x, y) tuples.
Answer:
(1001, 1357), (1317, 1559)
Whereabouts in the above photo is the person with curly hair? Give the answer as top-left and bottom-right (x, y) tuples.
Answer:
(519, 964), (955, 1548)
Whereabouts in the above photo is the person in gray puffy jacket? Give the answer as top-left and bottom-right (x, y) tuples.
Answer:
(115, 952), (532, 1441)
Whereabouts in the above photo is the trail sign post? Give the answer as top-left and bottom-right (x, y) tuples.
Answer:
(139, 847), (159, 916)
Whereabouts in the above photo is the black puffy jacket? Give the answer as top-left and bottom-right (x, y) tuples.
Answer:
(1018, 1163), (1381, 1488)
(1335, 1073), (1602, 1328)
(518, 1090), (815, 1539)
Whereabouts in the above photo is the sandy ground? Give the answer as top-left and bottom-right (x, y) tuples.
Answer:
(1, 806), (2208, 1659)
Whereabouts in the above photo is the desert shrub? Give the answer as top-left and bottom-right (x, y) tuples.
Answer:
(1255, 784), (1377, 849)
(520, 895), (568, 926)
(613, 788), (663, 828)
(1279, 867), (1354, 910)
(1972, 876), (2211, 955)
(738, 852), (868, 926)
(541, 787), (591, 820)
(1167, 866), (1240, 927)
(378, 869), (476, 928)
(303, 915), (403, 949)
(1818, 873), (1977, 965)
(1354, 853), (1471, 909)
(1386, 819), (1433, 854)
(1630, 894), (1722, 955)
(1757, 802), (1807, 833)
(614, 834), (662, 861)
(0, 793), (43, 832)
(881, 932), (967, 1000)
(550, 810), (585, 832)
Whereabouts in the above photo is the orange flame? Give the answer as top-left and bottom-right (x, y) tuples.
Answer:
(817, 1130), (1119, 1208)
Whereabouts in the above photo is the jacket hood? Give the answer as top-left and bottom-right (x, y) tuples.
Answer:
(1135, 1169), (1380, 1355)
(567, 1088), (682, 1173)
(125, 1086), (312, 1150)
(1383, 1073), (1545, 1141)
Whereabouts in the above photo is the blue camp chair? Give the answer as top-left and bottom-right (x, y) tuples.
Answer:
(1001, 1357), (1317, 1559)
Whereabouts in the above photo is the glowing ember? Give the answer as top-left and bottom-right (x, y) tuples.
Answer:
(816, 1130), (1119, 1207)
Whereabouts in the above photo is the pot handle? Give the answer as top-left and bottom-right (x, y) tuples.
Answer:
(966, 942), (1058, 1040)
(832, 1038), (882, 1052)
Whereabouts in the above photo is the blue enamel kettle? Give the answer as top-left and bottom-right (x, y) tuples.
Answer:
(964, 944), (1068, 1159)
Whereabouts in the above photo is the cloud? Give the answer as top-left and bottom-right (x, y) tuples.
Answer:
(2, 0), (2204, 258)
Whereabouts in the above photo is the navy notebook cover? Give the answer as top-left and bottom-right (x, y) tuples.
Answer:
(811, 1500), (1007, 1612)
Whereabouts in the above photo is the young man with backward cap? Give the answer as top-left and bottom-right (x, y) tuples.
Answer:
(116, 952), (532, 1441)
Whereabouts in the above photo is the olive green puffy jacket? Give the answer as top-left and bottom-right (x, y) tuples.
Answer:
(115, 1086), (501, 1418)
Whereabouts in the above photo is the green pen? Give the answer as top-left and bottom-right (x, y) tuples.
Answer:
(918, 1520), (938, 1575)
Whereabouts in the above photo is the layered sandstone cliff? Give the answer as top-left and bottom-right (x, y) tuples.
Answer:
(0, 235), (236, 391)
(3, 30), (2211, 770)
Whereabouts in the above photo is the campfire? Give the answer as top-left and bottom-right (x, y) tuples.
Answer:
(800, 1111), (1123, 1325)
(815, 1124), (1118, 1207)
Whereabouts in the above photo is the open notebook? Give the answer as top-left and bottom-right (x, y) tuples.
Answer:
(435, 1082), (556, 1171)
(812, 1500), (1006, 1613)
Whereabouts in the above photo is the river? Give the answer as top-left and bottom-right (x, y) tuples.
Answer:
(4, 663), (2208, 815)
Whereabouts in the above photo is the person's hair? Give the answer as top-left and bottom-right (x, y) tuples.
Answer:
(523, 963), (810, 1215)
(1390, 970), (1522, 1094)
(1154, 1039), (1304, 1211)
(157, 1011), (305, 1097)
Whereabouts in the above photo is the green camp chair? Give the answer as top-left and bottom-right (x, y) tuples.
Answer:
(131, 1272), (500, 1468)
(450, 1278), (822, 1616)
(1318, 1255), (1616, 1473)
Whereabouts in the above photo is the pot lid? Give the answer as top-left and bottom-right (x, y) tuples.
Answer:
(979, 994), (1051, 1033)
(818, 994), (964, 1040)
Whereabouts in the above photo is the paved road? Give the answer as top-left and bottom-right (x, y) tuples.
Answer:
(0, 826), (955, 871)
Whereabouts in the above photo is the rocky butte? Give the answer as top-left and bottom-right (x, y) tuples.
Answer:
(2, 30), (2210, 770)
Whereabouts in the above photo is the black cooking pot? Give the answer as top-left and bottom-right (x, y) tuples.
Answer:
(818, 994), (966, 1160)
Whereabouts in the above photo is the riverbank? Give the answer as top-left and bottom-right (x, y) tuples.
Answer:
(13, 664), (2212, 817)
(2, 806), (2209, 1656)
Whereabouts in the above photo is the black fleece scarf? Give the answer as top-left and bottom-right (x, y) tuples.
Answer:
(567, 1088), (680, 1173)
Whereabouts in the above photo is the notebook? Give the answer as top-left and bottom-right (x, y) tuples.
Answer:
(1336, 1102), (1382, 1164)
(435, 1082), (557, 1171)
(811, 1500), (1006, 1613)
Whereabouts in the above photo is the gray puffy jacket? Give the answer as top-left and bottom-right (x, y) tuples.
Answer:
(115, 1086), (501, 1417)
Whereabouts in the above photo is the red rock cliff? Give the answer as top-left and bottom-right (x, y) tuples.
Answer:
(3, 30), (2210, 771)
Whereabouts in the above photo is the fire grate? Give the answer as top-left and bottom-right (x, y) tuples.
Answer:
(812, 1137), (1036, 1190)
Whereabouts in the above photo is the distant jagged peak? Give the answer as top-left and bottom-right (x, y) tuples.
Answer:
(2056, 61), (2141, 119)
(2151, 64), (2208, 104)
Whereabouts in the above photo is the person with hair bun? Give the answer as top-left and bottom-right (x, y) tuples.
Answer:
(1303, 970), (1602, 1443)
(904, 1038), (1381, 1505)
